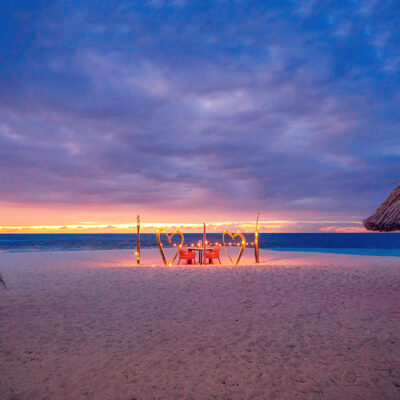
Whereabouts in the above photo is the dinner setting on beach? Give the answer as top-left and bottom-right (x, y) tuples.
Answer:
(1, 1), (400, 400)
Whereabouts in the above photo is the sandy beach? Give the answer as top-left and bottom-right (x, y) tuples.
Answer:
(1, 249), (400, 400)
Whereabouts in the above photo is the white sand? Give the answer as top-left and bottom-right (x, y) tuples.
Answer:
(1, 249), (400, 400)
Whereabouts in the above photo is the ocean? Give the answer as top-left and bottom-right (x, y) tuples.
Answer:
(1, 233), (400, 257)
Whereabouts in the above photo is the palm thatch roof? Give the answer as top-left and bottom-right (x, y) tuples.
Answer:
(363, 185), (400, 232)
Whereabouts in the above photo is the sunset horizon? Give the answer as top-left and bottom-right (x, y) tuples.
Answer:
(0, 203), (367, 233)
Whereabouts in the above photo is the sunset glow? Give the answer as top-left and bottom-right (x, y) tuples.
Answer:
(0, 220), (364, 234)
(1, 1), (398, 232)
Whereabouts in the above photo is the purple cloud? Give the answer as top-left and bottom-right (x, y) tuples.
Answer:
(0, 0), (399, 221)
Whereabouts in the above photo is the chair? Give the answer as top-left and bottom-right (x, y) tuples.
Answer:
(177, 246), (196, 265)
(205, 245), (222, 264)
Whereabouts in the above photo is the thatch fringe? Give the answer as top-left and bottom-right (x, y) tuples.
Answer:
(363, 186), (400, 232)
(0, 273), (6, 288)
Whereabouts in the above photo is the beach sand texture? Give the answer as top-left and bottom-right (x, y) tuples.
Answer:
(1, 249), (400, 400)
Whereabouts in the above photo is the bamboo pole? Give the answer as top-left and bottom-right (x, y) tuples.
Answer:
(136, 215), (141, 264)
(203, 222), (206, 265)
(254, 212), (260, 263)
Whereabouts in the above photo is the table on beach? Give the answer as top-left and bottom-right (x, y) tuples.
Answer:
(188, 247), (213, 264)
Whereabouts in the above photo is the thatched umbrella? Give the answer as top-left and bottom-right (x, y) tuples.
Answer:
(363, 185), (400, 232)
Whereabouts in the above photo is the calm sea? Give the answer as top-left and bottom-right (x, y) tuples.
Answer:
(1, 233), (400, 257)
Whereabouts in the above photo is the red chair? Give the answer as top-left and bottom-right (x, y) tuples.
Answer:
(177, 246), (196, 265)
(205, 245), (222, 264)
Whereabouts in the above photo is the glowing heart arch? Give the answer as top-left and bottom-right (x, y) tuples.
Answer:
(156, 229), (185, 266)
(222, 230), (246, 265)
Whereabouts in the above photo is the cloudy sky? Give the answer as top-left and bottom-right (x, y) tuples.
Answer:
(1, 0), (399, 232)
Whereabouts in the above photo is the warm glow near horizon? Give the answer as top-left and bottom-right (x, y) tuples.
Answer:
(0, 219), (366, 234)
(0, 202), (367, 233)
(0, 221), (280, 234)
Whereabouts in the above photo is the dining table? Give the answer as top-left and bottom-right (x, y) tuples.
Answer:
(188, 246), (213, 264)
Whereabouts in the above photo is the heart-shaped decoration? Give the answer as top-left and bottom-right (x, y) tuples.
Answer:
(222, 230), (246, 265)
(156, 229), (185, 266)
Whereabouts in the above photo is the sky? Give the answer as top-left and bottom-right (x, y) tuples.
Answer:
(1, 0), (399, 233)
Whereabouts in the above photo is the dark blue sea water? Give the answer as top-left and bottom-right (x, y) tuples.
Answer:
(1, 233), (400, 256)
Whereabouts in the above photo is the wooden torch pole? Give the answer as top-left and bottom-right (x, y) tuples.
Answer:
(255, 212), (260, 263)
(136, 215), (141, 264)
(203, 222), (206, 265)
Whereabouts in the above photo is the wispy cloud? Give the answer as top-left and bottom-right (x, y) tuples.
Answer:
(319, 226), (367, 233)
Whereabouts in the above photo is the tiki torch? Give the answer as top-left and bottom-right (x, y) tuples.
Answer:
(254, 212), (260, 263)
(203, 222), (206, 265)
(136, 215), (141, 264)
